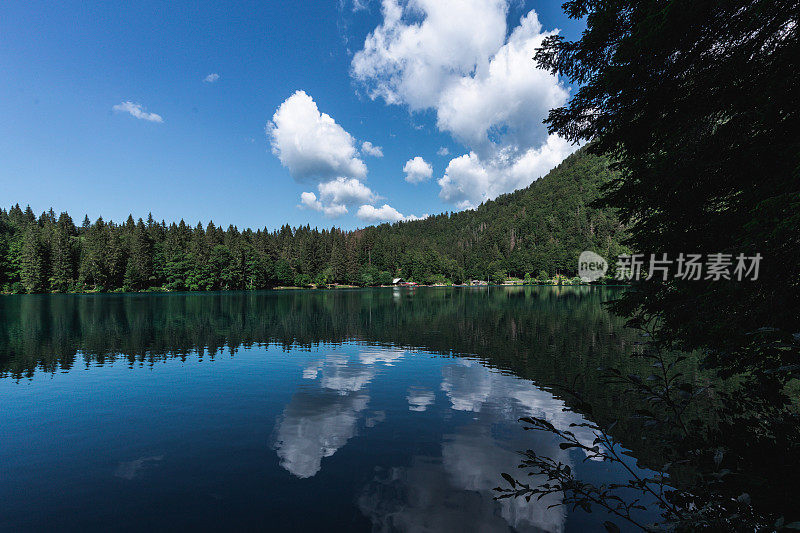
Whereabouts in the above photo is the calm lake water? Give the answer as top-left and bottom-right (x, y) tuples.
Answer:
(0, 287), (656, 532)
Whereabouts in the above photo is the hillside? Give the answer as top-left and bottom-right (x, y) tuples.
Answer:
(0, 148), (627, 292)
(365, 147), (628, 281)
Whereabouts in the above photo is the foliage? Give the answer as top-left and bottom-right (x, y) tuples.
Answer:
(535, 0), (800, 377)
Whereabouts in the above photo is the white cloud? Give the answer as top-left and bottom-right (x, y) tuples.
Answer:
(268, 90), (367, 183)
(357, 204), (405, 223)
(299, 191), (349, 218)
(357, 204), (426, 223)
(352, 2), (576, 208)
(434, 11), (568, 154)
(319, 177), (378, 205)
(403, 156), (433, 183)
(300, 177), (379, 218)
(112, 101), (163, 123)
(361, 141), (384, 158)
(437, 146), (450, 156)
(352, 0), (508, 110)
(203, 73), (220, 83)
(438, 135), (573, 209)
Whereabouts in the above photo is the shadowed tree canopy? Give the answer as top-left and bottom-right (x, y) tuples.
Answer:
(535, 0), (800, 375)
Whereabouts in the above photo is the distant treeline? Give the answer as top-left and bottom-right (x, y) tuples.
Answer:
(0, 149), (628, 293)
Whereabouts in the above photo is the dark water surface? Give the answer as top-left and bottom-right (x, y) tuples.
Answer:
(0, 287), (656, 531)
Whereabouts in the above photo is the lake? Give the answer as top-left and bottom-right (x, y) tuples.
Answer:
(0, 286), (657, 531)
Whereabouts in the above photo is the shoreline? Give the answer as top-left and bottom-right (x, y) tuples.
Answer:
(0, 282), (630, 296)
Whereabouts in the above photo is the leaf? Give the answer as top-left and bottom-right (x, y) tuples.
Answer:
(603, 521), (621, 533)
(501, 472), (516, 488)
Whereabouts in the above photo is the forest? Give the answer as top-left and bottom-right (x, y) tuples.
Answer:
(0, 148), (628, 293)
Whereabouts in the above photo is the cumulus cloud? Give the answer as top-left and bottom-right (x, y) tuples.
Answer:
(437, 146), (450, 156)
(357, 204), (405, 223)
(300, 177), (379, 218)
(361, 141), (384, 157)
(352, 1), (577, 208)
(268, 90), (367, 183)
(438, 135), (573, 209)
(319, 177), (377, 205)
(434, 11), (568, 154)
(352, 0), (508, 110)
(403, 156), (433, 183)
(299, 191), (349, 218)
(112, 101), (163, 123)
(203, 73), (220, 83)
(357, 204), (427, 224)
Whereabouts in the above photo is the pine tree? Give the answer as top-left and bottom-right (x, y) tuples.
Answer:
(124, 219), (152, 290)
(79, 217), (107, 290)
(20, 225), (48, 293)
(49, 213), (77, 292)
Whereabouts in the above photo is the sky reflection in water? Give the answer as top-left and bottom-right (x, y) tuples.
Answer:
(0, 288), (650, 531)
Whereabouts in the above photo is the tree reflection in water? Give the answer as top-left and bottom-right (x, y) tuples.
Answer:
(1, 287), (662, 531)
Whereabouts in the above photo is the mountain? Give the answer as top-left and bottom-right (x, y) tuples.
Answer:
(365, 147), (628, 282)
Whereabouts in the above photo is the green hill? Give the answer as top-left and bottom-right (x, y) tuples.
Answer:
(365, 147), (628, 282)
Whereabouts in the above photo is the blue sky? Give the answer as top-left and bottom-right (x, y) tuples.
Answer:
(0, 0), (585, 230)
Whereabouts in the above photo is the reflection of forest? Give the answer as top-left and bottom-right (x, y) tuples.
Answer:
(0, 287), (684, 469)
(0, 286), (632, 375)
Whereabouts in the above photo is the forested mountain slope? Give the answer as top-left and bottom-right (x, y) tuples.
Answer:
(0, 148), (627, 292)
(367, 147), (628, 281)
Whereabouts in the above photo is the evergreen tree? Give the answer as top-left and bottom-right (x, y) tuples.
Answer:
(124, 219), (152, 290)
(49, 213), (77, 292)
(20, 225), (48, 293)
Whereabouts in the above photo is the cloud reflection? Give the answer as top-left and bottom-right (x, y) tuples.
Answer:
(406, 387), (435, 412)
(359, 424), (568, 532)
(275, 389), (369, 478)
(276, 348), (602, 532)
(114, 455), (163, 480)
(275, 351), (394, 478)
(359, 358), (604, 532)
(441, 359), (600, 456)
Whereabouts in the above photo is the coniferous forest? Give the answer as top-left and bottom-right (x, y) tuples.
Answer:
(0, 149), (627, 293)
